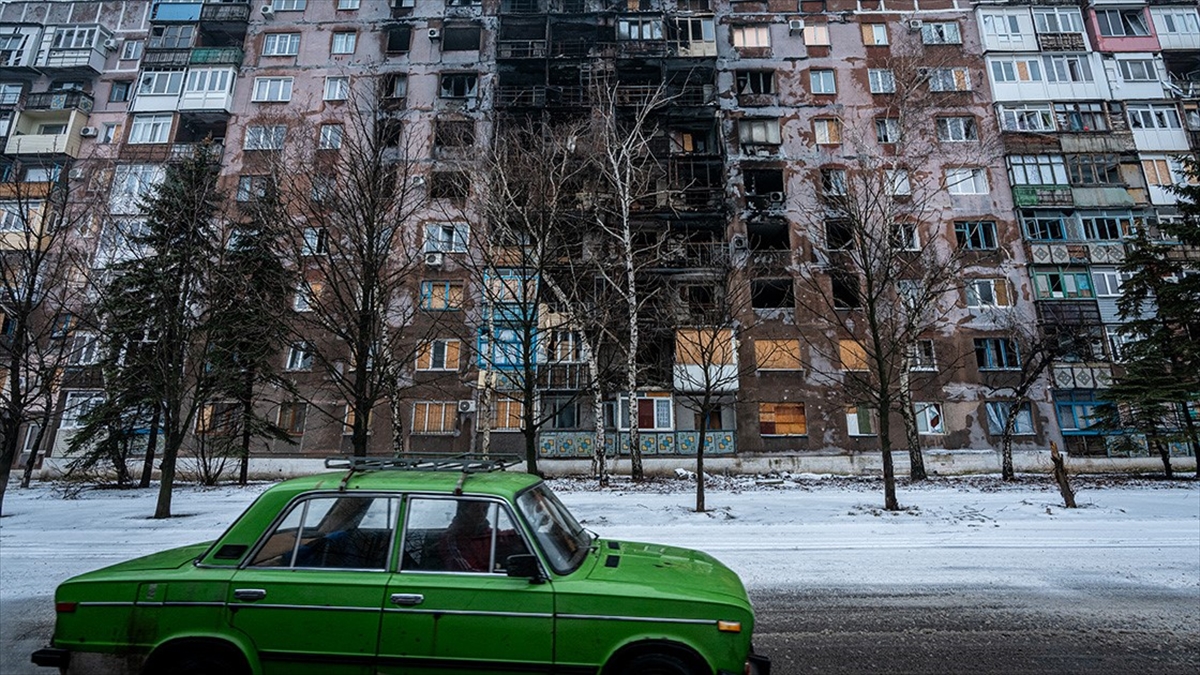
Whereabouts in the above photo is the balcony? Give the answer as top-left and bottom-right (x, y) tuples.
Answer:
(0, 25), (41, 70)
(1036, 32), (1088, 52)
(4, 114), (87, 158)
(1012, 185), (1073, 207)
(1050, 362), (1113, 389)
(200, 2), (251, 24)
(537, 430), (736, 458)
(142, 49), (191, 67)
(189, 47), (244, 66)
(34, 26), (111, 73)
(151, 2), (202, 22)
(0, 91), (26, 110)
(496, 40), (547, 59)
(22, 91), (94, 114)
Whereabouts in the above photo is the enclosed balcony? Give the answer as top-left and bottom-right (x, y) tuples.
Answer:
(0, 25), (43, 72)
(178, 66), (236, 113)
(152, 2), (202, 23)
(4, 105), (90, 157)
(33, 25), (112, 73)
(537, 430), (736, 458)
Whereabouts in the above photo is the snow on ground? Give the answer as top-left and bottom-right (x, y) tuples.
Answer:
(1, 473), (1197, 672)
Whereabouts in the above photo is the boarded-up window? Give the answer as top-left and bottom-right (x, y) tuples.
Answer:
(755, 339), (801, 370)
(412, 402), (455, 434)
(675, 328), (734, 366)
(759, 402), (807, 436)
(839, 339), (868, 371)
(492, 396), (523, 431)
(416, 339), (461, 370)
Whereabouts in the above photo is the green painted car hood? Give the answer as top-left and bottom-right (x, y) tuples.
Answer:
(585, 539), (750, 604)
(69, 542), (211, 581)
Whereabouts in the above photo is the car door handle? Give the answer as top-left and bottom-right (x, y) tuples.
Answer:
(234, 588), (267, 602)
(390, 593), (424, 606)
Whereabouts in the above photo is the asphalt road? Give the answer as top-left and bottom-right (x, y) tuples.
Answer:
(752, 585), (1200, 675)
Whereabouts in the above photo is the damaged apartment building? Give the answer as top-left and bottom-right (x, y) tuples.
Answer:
(1, 0), (1197, 470)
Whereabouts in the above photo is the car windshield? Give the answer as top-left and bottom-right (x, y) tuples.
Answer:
(515, 484), (593, 575)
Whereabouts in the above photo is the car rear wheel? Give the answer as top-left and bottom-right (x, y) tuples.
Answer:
(623, 652), (700, 675)
(146, 646), (249, 675)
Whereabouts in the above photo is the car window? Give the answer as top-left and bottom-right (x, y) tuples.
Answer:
(516, 484), (592, 575)
(401, 497), (530, 574)
(249, 495), (398, 570)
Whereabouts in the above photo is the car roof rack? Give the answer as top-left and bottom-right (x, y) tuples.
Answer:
(327, 455), (524, 493)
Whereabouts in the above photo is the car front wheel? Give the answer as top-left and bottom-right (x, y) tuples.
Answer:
(622, 652), (701, 675)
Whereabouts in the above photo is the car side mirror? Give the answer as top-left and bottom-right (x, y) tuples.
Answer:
(506, 554), (546, 584)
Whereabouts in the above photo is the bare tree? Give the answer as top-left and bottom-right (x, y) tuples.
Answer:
(0, 162), (91, 514)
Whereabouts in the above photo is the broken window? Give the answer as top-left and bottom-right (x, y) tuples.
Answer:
(736, 70), (775, 96)
(748, 221), (790, 250)
(386, 25), (412, 53)
(377, 118), (403, 147)
(831, 270), (861, 309)
(439, 73), (478, 99)
(751, 278), (794, 309)
(434, 120), (475, 149)
(825, 219), (853, 250)
(430, 172), (469, 204)
(738, 118), (782, 146)
(743, 168), (784, 196)
(443, 25), (481, 51)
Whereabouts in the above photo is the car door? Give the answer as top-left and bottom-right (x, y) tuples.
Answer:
(227, 493), (400, 675)
(376, 496), (554, 675)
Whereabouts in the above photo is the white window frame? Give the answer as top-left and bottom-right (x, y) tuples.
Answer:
(914, 402), (945, 435)
(128, 113), (172, 144)
(1008, 155), (1068, 186)
(863, 24), (889, 46)
(417, 339), (461, 371)
(286, 343), (314, 371)
(846, 406), (877, 436)
(966, 278), (1009, 308)
(738, 119), (782, 146)
(985, 401), (1034, 436)
(262, 33), (300, 57)
(928, 67), (971, 92)
(868, 69), (895, 94)
(243, 125), (286, 151)
(1043, 55), (1093, 83)
(331, 31), (357, 55)
(921, 22), (961, 45)
(1128, 104), (1182, 130)
(120, 39), (143, 60)
(424, 223), (470, 253)
(273, 0), (307, 10)
(252, 77), (294, 102)
(323, 76), (350, 101)
(936, 116), (978, 142)
(337, 0), (361, 9)
(803, 24), (830, 46)
(1033, 8), (1085, 35)
(946, 168), (990, 195)
(813, 118), (841, 145)
(319, 124), (344, 150)
(732, 25), (770, 49)
(810, 69), (836, 95)
(885, 169), (911, 196)
(61, 391), (104, 429)
(137, 70), (184, 96)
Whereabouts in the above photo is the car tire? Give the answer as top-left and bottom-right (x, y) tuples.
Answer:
(623, 652), (700, 675)
(157, 651), (247, 675)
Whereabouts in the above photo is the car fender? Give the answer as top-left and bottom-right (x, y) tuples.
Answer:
(143, 632), (263, 675)
(600, 636), (712, 674)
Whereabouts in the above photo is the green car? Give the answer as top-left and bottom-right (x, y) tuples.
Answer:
(32, 458), (770, 675)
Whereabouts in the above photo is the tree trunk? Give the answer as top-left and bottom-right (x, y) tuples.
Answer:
(1178, 401), (1199, 479)
(0, 381), (20, 516)
(896, 373), (926, 481)
(1152, 437), (1173, 479)
(695, 412), (708, 513)
(1001, 404), (1024, 481)
(20, 410), (52, 488)
(153, 429), (181, 519)
(878, 408), (899, 511)
(1049, 441), (1076, 508)
(591, 384), (607, 485)
(139, 407), (161, 489)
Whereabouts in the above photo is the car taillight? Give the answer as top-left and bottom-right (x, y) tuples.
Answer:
(55, 602), (77, 613)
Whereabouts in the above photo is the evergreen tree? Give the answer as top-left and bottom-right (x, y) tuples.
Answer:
(70, 143), (226, 517)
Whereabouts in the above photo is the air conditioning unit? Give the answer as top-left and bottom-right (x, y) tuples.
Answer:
(428, 27), (441, 40)
(907, 19), (923, 31)
(103, 38), (118, 51)
(788, 19), (805, 34)
(260, 5), (275, 17)
(457, 399), (476, 413)
(79, 126), (98, 137)
(768, 191), (786, 204)
(424, 251), (444, 266)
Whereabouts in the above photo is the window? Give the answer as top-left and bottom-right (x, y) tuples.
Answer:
(755, 339), (801, 371)
(759, 403), (807, 436)
(868, 69), (895, 94)
(273, 0), (307, 10)
(732, 25), (770, 49)
(861, 24), (888, 46)
(1021, 212), (1068, 241)
(821, 169), (847, 196)
(0, 202), (26, 231)
(936, 117), (978, 142)
(148, 25), (192, 50)
(292, 281), (322, 312)
(750, 278), (794, 309)
(429, 172), (469, 204)
(914, 403), (944, 435)
(337, 0), (361, 8)
(736, 71), (775, 95)
(417, 339), (460, 371)
(875, 118), (900, 144)
(319, 124), (343, 150)
(1066, 154), (1120, 185)
(839, 339), (867, 371)
(982, 13), (1025, 42)
(1142, 158), (1180, 186)
(1043, 55), (1093, 83)
(614, 394), (673, 432)
(1008, 155), (1067, 186)
(252, 77), (293, 102)
(1055, 391), (1099, 433)
(128, 114), (172, 144)
(617, 18), (663, 40)
(1092, 270), (1124, 297)
(1055, 102), (1108, 132)
(846, 406), (877, 436)
(1033, 269), (1093, 299)
(343, 405), (373, 435)
(387, 25), (412, 53)
(955, 221), (998, 250)
(331, 31), (357, 55)
(1096, 9), (1150, 37)
(543, 330), (579, 363)
(323, 76), (350, 101)
(262, 33), (300, 56)
(274, 401), (306, 435)
(286, 343), (314, 371)
(120, 40), (143, 61)
(810, 69), (836, 95)
(1155, 10), (1200, 35)
(1128, 104), (1182, 130)
(443, 25), (482, 52)
(974, 338), (1020, 370)
(803, 23), (830, 46)
(985, 401), (1034, 436)
(108, 80), (132, 103)
(813, 118), (841, 145)
(910, 340), (936, 370)
(1034, 8), (1084, 34)
(891, 221), (918, 250)
(250, 493), (401, 569)
(100, 123), (120, 144)
(236, 175), (271, 202)
(1080, 211), (1133, 241)
(928, 67), (971, 92)
(184, 69), (231, 96)
(138, 70), (184, 96)
(945, 168), (989, 195)
(439, 73), (478, 99)
(492, 396), (524, 432)
(244, 125), (286, 151)
(434, 120), (475, 149)
(401, 497), (531, 574)
(966, 278), (1011, 308)
(1118, 59), (1158, 83)
(990, 57), (1043, 83)
(545, 396), (581, 430)
(999, 103), (1055, 132)
(422, 223), (468, 255)
(886, 169), (911, 196)
(60, 391), (104, 429)
(303, 227), (328, 255)
(67, 331), (100, 366)
(738, 118), (782, 146)
(921, 22), (961, 44)
(412, 402), (456, 434)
